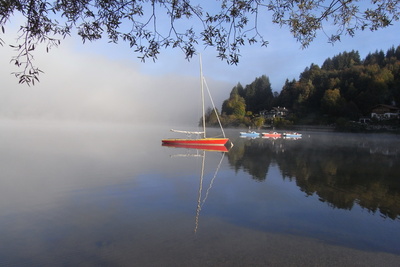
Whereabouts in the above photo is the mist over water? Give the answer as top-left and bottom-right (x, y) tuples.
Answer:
(0, 36), (231, 127)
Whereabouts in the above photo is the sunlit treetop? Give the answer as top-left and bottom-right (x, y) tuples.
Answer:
(1, 0), (399, 85)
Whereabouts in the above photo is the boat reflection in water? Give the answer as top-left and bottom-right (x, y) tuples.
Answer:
(162, 143), (226, 233)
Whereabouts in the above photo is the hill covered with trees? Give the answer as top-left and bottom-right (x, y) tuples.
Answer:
(205, 45), (400, 131)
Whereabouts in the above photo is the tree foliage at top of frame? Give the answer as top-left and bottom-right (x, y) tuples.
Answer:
(1, 0), (399, 85)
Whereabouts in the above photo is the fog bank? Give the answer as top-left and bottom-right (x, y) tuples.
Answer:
(0, 40), (231, 126)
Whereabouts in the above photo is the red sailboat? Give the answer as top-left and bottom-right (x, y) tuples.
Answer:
(161, 143), (229, 152)
(162, 55), (231, 148)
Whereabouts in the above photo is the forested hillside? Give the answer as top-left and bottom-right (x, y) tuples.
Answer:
(208, 45), (400, 129)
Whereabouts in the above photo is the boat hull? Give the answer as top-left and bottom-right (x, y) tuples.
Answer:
(162, 143), (229, 152)
(161, 138), (229, 146)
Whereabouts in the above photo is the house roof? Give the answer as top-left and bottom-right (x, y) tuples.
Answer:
(371, 104), (400, 111)
(272, 107), (288, 111)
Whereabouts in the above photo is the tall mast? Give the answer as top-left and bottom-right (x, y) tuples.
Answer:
(200, 54), (206, 138)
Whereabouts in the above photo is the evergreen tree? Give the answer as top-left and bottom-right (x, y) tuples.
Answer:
(244, 75), (273, 113)
(219, 45), (400, 127)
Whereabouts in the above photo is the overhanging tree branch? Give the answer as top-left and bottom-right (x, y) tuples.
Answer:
(0, 0), (399, 85)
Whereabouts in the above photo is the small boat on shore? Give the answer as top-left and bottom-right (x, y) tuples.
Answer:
(261, 131), (281, 138)
(240, 131), (260, 138)
(282, 132), (302, 138)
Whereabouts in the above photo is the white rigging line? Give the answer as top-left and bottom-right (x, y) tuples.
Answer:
(194, 151), (225, 233)
(194, 151), (206, 233)
(200, 54), (206, 138)
(201, 152), (225, 207)
(202, 77), (226, 138)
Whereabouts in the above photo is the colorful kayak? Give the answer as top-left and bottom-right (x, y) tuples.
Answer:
(282, 132), (302, 138)
(261, 131), (281, 138)
(240, 131), (260, 137)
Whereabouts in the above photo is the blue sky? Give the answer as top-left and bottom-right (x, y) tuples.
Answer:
(1, 3), (399, 125)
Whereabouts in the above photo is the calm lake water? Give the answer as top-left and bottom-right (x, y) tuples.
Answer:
(1, 121), (399, 266)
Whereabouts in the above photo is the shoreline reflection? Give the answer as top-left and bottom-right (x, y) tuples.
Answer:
(226, 132), (400, 220)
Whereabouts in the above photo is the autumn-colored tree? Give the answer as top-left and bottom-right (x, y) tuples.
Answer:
(222, 85), (246, 118)
(321, 88), (342, 116)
